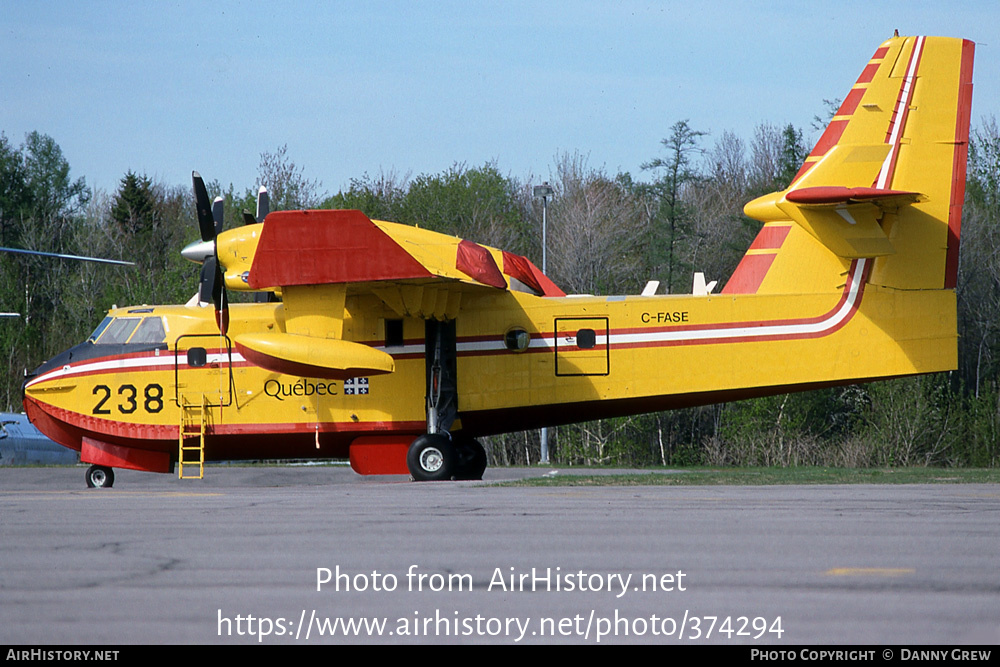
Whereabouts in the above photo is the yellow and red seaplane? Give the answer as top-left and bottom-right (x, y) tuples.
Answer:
(24, 34), (974, 486)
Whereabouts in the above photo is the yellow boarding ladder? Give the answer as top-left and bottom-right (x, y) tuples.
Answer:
(178, 393), (208, 479)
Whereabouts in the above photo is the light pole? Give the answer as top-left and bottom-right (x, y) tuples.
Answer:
(532, 182), (554, 464)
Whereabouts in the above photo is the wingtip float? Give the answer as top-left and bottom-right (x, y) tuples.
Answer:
(24, 34), (974, 487)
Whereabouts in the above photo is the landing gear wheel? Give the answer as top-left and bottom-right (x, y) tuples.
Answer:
(407, 434), (457, 481)
(85, 465), (115, 488)
(454, 436), (487, 480)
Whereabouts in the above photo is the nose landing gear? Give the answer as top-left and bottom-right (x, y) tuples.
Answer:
(85, 464), (115, 488)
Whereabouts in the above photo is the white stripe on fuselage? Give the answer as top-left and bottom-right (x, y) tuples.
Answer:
(25, 351), (241, 388)
(453, 258), (867, 353)
(29, 260), (866, 384)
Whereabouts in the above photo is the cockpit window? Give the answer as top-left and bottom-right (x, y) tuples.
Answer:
(129, 317), (166, 344)
(96, 318), (140, 345)
(87, 317), (113, 343)
(91, 316), (167, 345)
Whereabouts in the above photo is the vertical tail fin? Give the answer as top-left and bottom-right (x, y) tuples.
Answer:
(725, 35), (975, 295)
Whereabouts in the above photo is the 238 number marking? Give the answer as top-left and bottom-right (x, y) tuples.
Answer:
(92, 383), (163, 415)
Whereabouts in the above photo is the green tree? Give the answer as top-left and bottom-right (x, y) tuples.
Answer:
(397, 162), (531, 253)
(777, 124), (808, 187)
(0, 133), (94, 408)
(545, 152), (647, 294)
(685, 130), (756, 288)
(0, 133), (30, 246)
(642, 120), (706, 293)
(257, 144), (324, 211)
(747, 122), (808, 194)
(57, 171), (193, 341)
(957, 117), (1000, 396)
(810, 98), (842, 132)
(111, 171), (156, 236)
(18, 131), (90, 251)
(322, 170), (409, 221)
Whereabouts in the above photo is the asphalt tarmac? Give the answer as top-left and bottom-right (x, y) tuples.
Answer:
(1, 465), (998, 645)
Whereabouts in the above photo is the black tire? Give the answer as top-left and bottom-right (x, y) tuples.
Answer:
(85, 465), (115, 489)
(407, 434), (457, 481)
(454, 436), (487, 480)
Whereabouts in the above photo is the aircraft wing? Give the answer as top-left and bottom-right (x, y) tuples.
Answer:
(243, 209), (562, 298)
(216, 209), (563, 379)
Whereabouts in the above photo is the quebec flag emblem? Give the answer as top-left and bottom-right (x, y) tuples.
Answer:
(344, 377), (369, 395)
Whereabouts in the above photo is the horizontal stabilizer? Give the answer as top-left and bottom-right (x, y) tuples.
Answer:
(744, 189), (900, 258)
(742, 140), (928, 259)
(785, 186), (921, 206)
(777, 199), (894, 258)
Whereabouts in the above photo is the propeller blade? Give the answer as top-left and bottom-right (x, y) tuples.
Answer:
(199, 258), (217, 305)
(192, 172), (216, 242)
(242, 210), (256, 226)
(205, 257), (229, 335)
(212, 196), (225, 237)
(213, 260), (229, 335)
(256, 186), (269, 223)
(192, 171), (229, 334)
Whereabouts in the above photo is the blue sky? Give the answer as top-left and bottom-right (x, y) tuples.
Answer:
(2, 1), (996, 197)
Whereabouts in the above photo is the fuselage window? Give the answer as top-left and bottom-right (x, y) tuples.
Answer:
(187, 347), (207, 367)
(385, 319), (404, 348)
(504, 327), (531, 352)
(576, 328), (596, 349)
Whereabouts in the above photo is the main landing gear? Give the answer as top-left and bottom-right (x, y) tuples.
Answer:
(407, 433), (487, 482)
(85, 464), (115, 488)
(406, 319), (487, 482)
